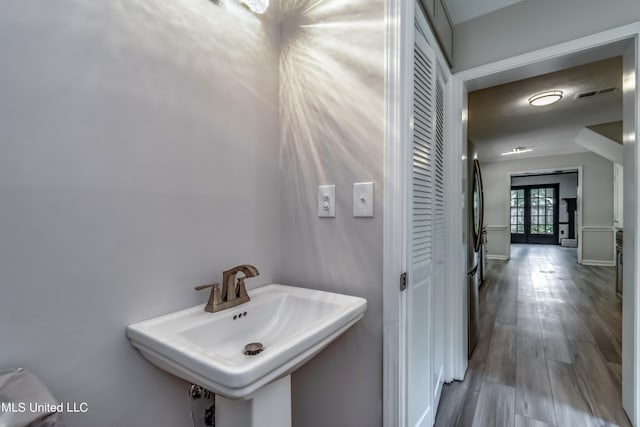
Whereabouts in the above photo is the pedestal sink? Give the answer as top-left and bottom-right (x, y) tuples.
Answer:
(126, 284), (366, 427)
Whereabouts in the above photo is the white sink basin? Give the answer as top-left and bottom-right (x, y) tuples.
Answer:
(126, 284), (366, 399)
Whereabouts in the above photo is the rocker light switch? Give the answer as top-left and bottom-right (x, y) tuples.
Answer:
(318, 185), (335, 218)
(353, 182), (374, 217)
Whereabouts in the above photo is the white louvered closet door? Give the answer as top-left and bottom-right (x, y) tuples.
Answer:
(431, 73), (446, 407)
(406, 28), (436, 427)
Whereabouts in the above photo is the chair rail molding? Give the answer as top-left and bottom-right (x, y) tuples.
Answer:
(581, 225), (616, 231)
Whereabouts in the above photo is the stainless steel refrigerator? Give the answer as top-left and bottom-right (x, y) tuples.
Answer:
(468, 141), (484, 356)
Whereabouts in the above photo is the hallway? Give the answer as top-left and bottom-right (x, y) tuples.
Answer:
(435, 244), (630, 426)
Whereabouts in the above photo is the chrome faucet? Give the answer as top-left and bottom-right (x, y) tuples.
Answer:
(195, 264), (260, 313)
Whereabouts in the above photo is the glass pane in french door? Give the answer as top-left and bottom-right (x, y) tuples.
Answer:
(510, 189), (525, 234)
(530, 187), (554, 235)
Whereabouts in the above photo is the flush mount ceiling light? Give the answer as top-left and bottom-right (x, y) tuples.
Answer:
(528, 90), (563, 106)
(239, 0), (269, 13)
(501, 147), (533, 156)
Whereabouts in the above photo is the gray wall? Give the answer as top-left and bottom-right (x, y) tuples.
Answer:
(278, 0), (385, 425)
(482, 152), (614, 262)
(0, 1), (281, 426)
(453, 0), (640, 71)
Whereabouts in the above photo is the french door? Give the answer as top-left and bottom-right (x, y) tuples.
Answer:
(510, 184), (559, 244)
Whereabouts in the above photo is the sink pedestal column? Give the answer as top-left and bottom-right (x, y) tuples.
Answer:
(215, 375), (292, 427)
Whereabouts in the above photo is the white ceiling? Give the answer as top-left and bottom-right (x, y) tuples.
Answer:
(444, 0), (527, 25)
(468, 56), (623, 162)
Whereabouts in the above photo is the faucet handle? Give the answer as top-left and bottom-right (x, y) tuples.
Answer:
(195, 283), (223, 312)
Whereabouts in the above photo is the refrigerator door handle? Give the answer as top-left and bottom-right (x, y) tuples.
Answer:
(467, 264), (478, 276)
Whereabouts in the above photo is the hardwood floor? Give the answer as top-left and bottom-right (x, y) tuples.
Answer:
(434, 244), (630, 427)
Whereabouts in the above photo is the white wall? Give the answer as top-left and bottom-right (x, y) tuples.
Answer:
(511, 173), (578, 200)
(278, 0), (385, 425)
(0, 1), (281, 426)
(453, 0), (640, 71)
(482, 152), (614, 262)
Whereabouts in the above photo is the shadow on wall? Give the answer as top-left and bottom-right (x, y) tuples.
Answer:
(98, 0), (279, 107)
(278, 0), (385, 283)
(276, 1), (385, 425)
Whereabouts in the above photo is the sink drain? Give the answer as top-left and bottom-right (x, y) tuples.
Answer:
(244, 342), (264, 356)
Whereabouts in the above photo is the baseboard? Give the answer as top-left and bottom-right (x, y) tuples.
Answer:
(487, 254), (509, 260)
(581, 259), (616, 267)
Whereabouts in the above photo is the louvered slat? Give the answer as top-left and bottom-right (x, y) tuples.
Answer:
(433, 77), (446, 252)
(412, 42), (434, 267)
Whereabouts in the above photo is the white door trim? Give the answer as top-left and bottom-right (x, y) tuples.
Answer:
(382, 0), (412, 425)
(444, 74), (468, 383)
(621, 37), (639, 426)
(453, 24), (640, 426)
(455, 22), (640, 87)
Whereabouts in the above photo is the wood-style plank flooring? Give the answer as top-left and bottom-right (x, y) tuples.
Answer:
(435, 244), (631, 427)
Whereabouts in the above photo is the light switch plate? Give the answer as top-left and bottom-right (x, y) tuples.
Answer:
(353, 182), (374, 217)
(318, 185), (335, 218)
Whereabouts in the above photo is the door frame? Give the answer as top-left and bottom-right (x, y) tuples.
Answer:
(383, 11), (640, 427)
(382, 0), (411, 424)
(453, 25), (640, 426)
(506, 166), (583, 261)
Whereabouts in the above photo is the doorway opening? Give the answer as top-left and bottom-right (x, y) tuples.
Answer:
(508, 169), (582, 271)
(442, 50), (629, 424)
(438, 34), (636, 427)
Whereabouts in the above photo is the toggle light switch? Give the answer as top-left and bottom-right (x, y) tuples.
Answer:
(353, 182), (374, 217)
(318, 185), (335, 218)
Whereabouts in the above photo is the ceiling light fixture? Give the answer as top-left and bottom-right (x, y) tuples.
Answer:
(239, 0), (269, 14)
(501, 147), (533, 156)
(528, 90), (563, 106)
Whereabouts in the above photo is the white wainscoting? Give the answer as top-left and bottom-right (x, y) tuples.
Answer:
(486, 254), (509, 260)
(581, 225), (616, 266)
(485, 225), (509, 260)
(581, 259), (616, 266)
(485, 225), (615, 266)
